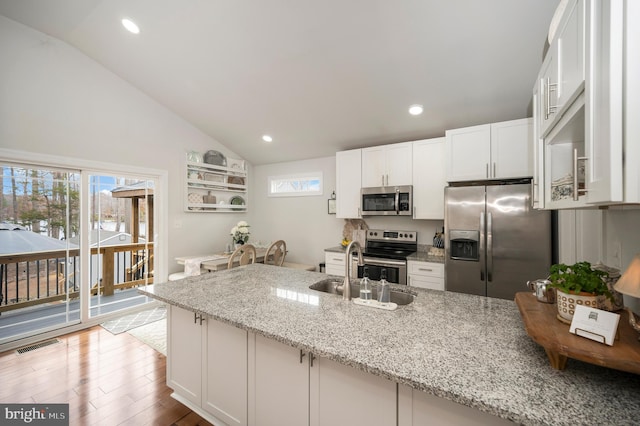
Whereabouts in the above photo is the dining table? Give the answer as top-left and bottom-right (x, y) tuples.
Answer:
(176, 247), (269, 273)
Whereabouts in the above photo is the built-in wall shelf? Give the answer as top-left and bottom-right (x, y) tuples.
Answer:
(184, 155), (248, 213)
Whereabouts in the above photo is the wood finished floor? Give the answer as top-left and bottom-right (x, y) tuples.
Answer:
(0, 326), (214, 426)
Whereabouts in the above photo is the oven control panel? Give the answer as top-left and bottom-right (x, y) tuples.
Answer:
(367, 229), (417, 243)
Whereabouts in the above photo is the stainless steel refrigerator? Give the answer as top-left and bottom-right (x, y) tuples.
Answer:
(444, 181), (552, 300)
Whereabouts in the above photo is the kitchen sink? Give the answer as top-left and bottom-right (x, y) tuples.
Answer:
(309, 278), (415, 306)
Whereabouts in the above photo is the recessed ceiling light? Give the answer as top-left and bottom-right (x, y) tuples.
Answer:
(262, 135), (273, 143)
(122, 18), (140, 34)
(408, 104), (423, 115)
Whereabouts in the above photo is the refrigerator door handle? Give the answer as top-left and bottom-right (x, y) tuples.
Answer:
(487, 212), (493, 282)
(479, 212), (485, 281)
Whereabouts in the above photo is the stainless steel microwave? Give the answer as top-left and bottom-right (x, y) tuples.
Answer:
(361, 185), (413, 216)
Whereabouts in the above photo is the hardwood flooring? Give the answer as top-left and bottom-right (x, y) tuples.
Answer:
(0, 326), (214, 426)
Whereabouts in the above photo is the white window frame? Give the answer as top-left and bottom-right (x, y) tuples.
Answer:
(267, 172), (323, 197)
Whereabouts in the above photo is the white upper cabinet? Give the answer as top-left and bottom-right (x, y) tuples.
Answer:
(445, 124), (491, 181)
(557, 0), (585, 109)
(335, 149), (362, 218)
(536, 0), (638, 209)
(537, 45), (560, 137)
(538, 0), (585, 139)
(491, 118), (533, 179)
(362, 142), (412, 187)
(412, 138), (446, 219)
(446, 118), (532, 182)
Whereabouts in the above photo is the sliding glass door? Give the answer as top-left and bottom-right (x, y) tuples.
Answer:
(87, 174), (155, 318)
(0, 164), (81, 341)
(0, 162), (158, 344)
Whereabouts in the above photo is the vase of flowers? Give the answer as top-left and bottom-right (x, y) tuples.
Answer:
(230, 221), (250, 248)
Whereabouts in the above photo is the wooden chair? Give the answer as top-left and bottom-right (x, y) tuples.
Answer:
(264, 240), (287, 266)
(227, 244), (257, 269)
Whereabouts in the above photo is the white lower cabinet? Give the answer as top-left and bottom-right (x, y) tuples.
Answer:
(250, 334), (397, 426)
(167, 306), (248, 426)
(311, 357), (397, 426)
(167, 305), (203, 406)
(249, 334), (309, 426)
(203, 318), (248, 425)
(397, 385), (513, 426)
(324, 251), (346, 277)
(407, 261), (444, 291)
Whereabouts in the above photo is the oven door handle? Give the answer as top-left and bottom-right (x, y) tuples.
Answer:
(358, 257), (406, 268)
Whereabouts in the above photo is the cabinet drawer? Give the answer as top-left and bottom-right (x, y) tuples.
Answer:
(408, 275), (444, 291)
(407, 261), (443, 278)
(325, 252), (345, 266)
(325, 252), (346, 277)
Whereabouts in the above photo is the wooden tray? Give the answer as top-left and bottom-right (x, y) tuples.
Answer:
(515, 292), (640, 374)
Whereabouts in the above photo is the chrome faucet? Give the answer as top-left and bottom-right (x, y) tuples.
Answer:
(340, 241), (364, 301)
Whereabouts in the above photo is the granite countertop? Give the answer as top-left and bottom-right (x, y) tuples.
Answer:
(140, 264), (640, 426)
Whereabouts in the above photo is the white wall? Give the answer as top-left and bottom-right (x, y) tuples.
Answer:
(250, 156), (341, 267)
(558, 207), (640, 313)
(603, 208), (640, 313)
(0, 16), (248, 277)
(251, 156), (445, 267)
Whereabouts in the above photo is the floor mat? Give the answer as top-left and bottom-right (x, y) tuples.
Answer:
(128, 318), (166, 355)
(100, 305), (166, 334)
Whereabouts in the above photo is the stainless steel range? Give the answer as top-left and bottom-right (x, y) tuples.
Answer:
(352, 229), (417, 285)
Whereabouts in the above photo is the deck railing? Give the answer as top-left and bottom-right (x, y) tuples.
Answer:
(0, 243), (154, 313)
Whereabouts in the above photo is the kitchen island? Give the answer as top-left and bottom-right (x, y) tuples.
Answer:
(140, 264), (640, 426)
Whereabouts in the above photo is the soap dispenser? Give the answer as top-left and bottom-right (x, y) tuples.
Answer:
(378, 268), (390, 304)
(359, 266), (372, 301)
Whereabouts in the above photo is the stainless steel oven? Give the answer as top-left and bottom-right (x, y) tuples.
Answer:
(351, 229), (417, 285)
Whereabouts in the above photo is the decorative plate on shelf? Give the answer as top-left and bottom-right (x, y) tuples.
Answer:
(187, 151), (203, 163)
(229, 196), (245, 206)
(227, 158), (245, 171)
(227, 176), (245, 186)
(203, 150), (227, 166)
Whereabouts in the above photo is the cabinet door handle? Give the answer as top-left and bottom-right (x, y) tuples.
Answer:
(545, 77), (558, 120)
(300, 350), (306, 364)
(493, 162), (496, 178)
(418, 268), (433, 272)
(381, 175), (385, 186)
(485, 164), (489, 179)
(572, 148), (588, 201)
(310, 353), (316, 367)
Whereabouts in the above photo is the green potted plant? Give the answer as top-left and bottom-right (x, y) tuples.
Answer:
(548, 261), (612, 322)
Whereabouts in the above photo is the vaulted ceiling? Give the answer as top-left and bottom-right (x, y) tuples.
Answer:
(0, 0), (559, 165)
